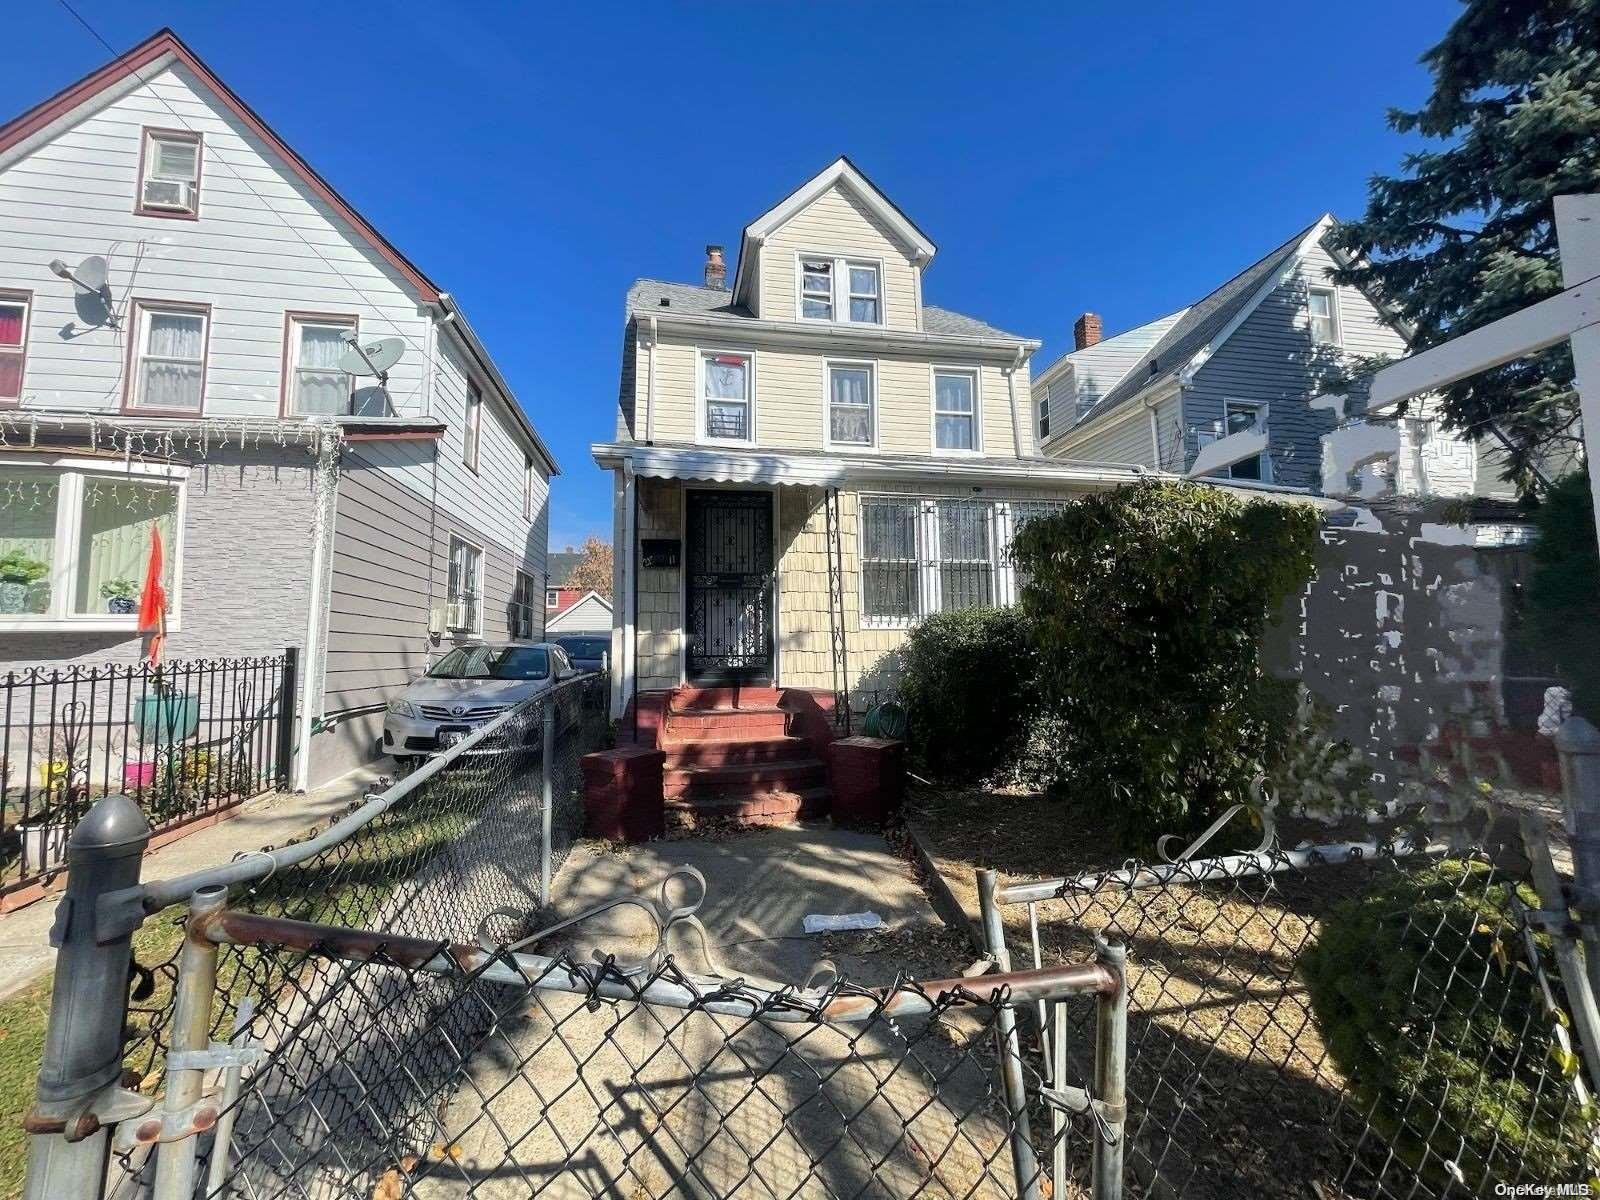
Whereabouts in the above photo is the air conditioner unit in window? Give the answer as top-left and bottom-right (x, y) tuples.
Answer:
(445, 600), (473, 632)
(142, 178), (195, 212)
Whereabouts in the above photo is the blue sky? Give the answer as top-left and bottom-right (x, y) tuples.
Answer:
(4, 1), (1461, 548)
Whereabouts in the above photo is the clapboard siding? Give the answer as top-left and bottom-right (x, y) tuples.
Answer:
(1068, 407), (1156, 467)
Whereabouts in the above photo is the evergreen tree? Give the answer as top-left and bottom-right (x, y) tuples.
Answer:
(1330, 0), (1600, 494)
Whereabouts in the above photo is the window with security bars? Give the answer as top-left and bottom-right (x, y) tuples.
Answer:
(934, 500), (994, 611)
(1008, 500), (1068, 591)
(860, 499), (919, 623)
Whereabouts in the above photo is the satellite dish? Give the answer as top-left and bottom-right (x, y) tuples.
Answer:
(337, 334), (403, 386)
(48, 255), (117, 328)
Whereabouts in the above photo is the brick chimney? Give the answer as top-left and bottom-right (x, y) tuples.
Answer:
(703, 244), (727, 291)
(1073, 312), (1103, 350)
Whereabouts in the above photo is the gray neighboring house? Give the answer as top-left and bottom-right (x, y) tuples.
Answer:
(1035, 216), (1510, 499)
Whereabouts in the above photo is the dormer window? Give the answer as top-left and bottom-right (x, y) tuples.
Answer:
(797, 255), (883, 325)
(137, 129), (201, 218)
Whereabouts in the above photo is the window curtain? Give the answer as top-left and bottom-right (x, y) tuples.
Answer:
(0, 303), (22, 400)
(75, 482), (176, 614)
(830, 369), (871, 444)
(294, 325), (352, 415)
(0, 303), (23, 346)
(0, 472), (58, 614)
(140, 313), (203, 410)
(705, 357), (749, 439)
(936, 500), (993, 611)
(861, 500), (918, 620)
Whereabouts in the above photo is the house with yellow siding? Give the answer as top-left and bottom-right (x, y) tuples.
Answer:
(592, 157), (1186, 730)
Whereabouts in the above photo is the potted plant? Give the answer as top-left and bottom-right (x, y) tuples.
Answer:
(20, 730), (86, 874)
(0, 550), (48, 615)
(100, 578), (137, 615)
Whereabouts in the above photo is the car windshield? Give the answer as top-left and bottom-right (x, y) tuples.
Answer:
(556, 637), (608, 659)
(427, 646), (550, 681)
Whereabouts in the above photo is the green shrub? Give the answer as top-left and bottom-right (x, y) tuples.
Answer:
(897, 605), (1039, 783)
(1528, 469), (1599, 720)
(1302, 860), (1590, 1189)
(1010, 480), (1319, 849)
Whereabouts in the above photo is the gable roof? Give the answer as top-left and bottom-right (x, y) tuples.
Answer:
(0, 27), (441, 303)
(1064, 217), (1331, 436)
(731, 157), (938, 306)
(547, 551), (584, 586)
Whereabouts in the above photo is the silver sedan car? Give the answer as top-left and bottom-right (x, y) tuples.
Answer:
(382, 642), (580, 764)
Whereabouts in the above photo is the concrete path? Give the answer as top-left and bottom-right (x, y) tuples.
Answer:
(0, 764), (390, 1001)
(416, 827), (1025, 1200)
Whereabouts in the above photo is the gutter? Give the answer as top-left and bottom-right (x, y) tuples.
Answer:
(433, 293), (561, 476)
(634, 308), (1041, 358)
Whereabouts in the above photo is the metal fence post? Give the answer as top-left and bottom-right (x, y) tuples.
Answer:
(1557, 716), (1600, 1000)
(540, 693), (555, 907)
(275, 646), (299, 790)
(1092, 938), (1128, 1200)
(24, 794), (153, 1200)
(978, 869), (1042, 1200)
(151, 884), (226, 1200)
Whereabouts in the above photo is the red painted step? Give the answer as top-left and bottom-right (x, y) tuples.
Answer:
(669, 685), (782, 711)
(662, 757), (827, 801)
(664, 786), (832, 829)
(666, 708), (789, 739)
(659, 735), (810, 769)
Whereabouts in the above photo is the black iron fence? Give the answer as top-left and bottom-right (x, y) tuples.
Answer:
(1, 649), (296, 899)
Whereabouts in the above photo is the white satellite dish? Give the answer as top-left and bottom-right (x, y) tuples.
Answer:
(337, 334), (403, 386)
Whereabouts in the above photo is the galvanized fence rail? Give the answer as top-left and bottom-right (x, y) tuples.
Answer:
(979, 809), (1600, 1200)
(2, 651), (296, 898)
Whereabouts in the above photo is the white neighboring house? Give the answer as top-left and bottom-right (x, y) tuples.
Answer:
(546, 591), (612, 635)
(0, 27), (559, 787)
(1033, 216), (1514, 500)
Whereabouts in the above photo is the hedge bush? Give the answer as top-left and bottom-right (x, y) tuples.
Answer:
(897, 605), (1039, 783)
(1010, 480), (1319, 849)
(1528, 469), (1599, 719)
(1302, 860), (1589, 1188)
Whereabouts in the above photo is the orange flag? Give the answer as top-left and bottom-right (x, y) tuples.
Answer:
(137, 526), (166, 664)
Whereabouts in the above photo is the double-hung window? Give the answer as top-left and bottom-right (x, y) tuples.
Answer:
(128, 302), (207, 414)
(860, 499), (920, 625)
(0, 292), (28, 405)
(827, 362), (875, 448)
(511, 570), (538, 640)
(286, 315), (355, 416)
(701, 351), (752, 443)
(933, 368), (979, 452)
(934, 500), (994, 611)
(1037, 384), (1051, 441)
(446, 536), (482, 634)
(137, 130), (201, 217)
(1223, 400), (1268, 480)
(0, 462), (181, 628)
(799, 256), (882, 325)
(463, 383), (482, 471)
(1308, 287), (1340, 346)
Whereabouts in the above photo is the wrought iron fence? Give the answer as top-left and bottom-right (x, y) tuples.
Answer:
(1, 650), (295, 899)
(978, 822), (1599, 1199)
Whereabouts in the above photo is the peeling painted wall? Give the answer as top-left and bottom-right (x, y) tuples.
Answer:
(1266, 506), (1537, 797)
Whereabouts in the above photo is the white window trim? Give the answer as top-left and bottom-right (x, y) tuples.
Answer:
(1037, 382), (1051, 442)
(128, 302), (208, 414)
(930, 364), (983, 456)
(0, 455), (186, 634)
(793, 252), (887, 326)
(446, 534), (484, 637)
(463, 383), (483, 472)
(285, 313), (356, 417)
(694, 346), (758, 448)
(822, 357), (878, 452)
(1222, 399), (1272, 483)
(545, 587), (560, 609)
(1308, 285), (1342, 347)
(138, 129), (201, 217)
(857, 496), (921, 630)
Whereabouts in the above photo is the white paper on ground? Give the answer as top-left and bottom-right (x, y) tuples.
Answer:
(803, 912), (884, 934)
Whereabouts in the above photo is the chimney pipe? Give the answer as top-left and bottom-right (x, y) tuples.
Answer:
(1073, 312), (1103, 350)
(703, 245), (727, 291)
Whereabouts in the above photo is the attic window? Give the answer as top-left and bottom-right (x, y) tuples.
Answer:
(658, 297), (670, 307)
(137, 129), (201, 218)
(1147, 359), (1159, 378)
(799, 256), (883, 325)
(801, 260), (834, 320)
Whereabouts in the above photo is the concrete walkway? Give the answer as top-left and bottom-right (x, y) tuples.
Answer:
(0, 764), (390, 1002)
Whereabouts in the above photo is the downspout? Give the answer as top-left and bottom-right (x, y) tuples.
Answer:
(644, 315), (658, 445)
(1007, 346), (1026, 458)
(294, 424), (342, 792)
(628, 467), (640, 739)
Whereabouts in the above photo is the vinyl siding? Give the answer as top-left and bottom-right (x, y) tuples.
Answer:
(635, 332), (1034, 458)
(1038, 309), (1187, 452)
(1066, 406), (1157, 467)
(757, 183), (921, 331)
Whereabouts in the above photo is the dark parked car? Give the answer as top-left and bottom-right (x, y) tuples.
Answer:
(549, 633), (609, 674)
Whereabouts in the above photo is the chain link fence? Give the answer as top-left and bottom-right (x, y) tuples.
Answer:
(979, 822), (1598, 1199)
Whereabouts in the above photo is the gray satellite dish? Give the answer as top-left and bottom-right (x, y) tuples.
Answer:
(337, 334), (403, 386)
(49, 254), (117, 328)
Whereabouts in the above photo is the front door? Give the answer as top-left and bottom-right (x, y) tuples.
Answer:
(684, 489), (774, 684)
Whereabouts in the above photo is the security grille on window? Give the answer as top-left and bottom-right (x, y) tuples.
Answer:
(1008, 500), (1068, 589)
(447, 537), (482, 633)
(828, 363), (874, 446)
(801, 260), (834, 320)
(129, 304), (206, 413)
(860, 498), (919, 623)
(0, 294), (27, 404)
(1308, 287), (1340, 345)
(935, 500), (994, 611)
(702, 352), (751, 441)
(139, 131), (200, 215)
(934, 369), (977, 450)
(287, 317), (355, 416)
(847, 264), (881, 323)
